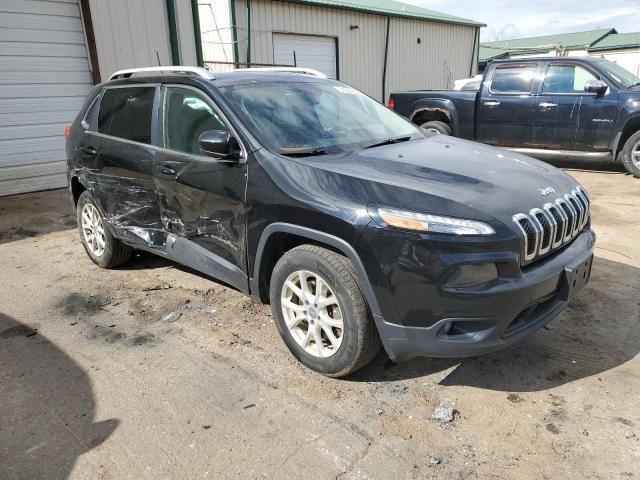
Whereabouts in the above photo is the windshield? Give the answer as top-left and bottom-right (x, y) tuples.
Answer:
(222, 81), (422, 155)
(595, 59), (640, 89)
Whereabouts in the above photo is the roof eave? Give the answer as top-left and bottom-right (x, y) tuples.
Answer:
(278, 0), (485, 27)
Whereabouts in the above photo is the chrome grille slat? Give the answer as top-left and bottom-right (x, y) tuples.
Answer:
(513, 187), (591, 265)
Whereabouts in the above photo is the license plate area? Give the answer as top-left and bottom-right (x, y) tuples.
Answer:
(559, 254), (593, 302)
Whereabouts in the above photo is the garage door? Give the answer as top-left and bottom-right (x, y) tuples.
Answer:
(273, 33), (337, 79)
(0, 0), (93, 196)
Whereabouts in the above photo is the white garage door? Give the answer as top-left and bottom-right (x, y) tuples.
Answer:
(273, 33), (337, 79)
(0, 0), (93, 196)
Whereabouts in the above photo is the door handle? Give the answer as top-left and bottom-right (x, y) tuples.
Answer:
(159, 165), (177, 176)
(79, 146), (98, 156)
(539, 102), (558, 108)
(484, 101), (501, 106)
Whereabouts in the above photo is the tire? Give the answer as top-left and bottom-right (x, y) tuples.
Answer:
(420, 120), (452, 136)
(620, 130), (640, 178)
(76, 190), (132, 268)
(269, 245), (381, 377)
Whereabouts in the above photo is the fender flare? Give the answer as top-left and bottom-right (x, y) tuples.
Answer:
(250, 222), (383, 318)
(409, 98), (459, 135)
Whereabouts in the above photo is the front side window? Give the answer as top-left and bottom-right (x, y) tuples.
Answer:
(163, 87), (228, 155)
(543, 64), (597, 94)
(490, 65), (537, 94)
(98, 87), (155, 144)
(222, 81), (421, 155)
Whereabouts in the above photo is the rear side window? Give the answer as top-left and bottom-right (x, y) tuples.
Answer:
(490, 65), (537, 94)
(98, 87), (155, 144)
(163, 86), (228, 155)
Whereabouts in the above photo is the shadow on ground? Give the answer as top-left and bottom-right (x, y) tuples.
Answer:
(0, 189), (76, 244)
(351, 256), (639, 391)
(0, 313), (118, 480)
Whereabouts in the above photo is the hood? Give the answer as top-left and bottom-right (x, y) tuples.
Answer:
(290, 136), (580, 228)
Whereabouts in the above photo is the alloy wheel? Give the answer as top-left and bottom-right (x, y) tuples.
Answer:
(81, 203), (106, 257)
(280, 270), (344, 358)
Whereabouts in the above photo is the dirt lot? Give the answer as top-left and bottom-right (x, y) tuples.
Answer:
(1, 160), (638, 480)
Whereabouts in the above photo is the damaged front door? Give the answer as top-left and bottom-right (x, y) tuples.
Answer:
(154, 85), (248, 290)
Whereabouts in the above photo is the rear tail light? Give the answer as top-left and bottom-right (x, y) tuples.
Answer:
(387, 98), (395, 110)
(64, 125), (71, 139)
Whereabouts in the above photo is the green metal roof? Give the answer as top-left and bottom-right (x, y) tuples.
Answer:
(281, 0), (484, 26)
(589, 32), (640, 51)
(480, 28), (616, 61)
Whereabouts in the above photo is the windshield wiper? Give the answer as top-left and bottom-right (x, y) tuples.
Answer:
(628, 82), (640, 88)
(364, 136), (413, 149)
(280, 148), (329, 158)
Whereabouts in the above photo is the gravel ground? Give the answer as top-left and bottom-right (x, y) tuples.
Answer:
(0, 159), (638, 479)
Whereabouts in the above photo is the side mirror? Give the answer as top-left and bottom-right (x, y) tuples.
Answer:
(198, 130), (241, 160)
(584, 79), (607, 96)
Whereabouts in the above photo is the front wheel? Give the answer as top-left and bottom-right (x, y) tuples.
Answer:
(269, 245), (381, 377)
(76, 191), (132, 268)
(620, 130), (640, 178)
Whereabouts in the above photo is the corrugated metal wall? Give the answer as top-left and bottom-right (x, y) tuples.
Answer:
(0, 0), (93, 196)
(89, 0), (197, 80)
(228, 0), (477, 101)
(200, 0), (235, 71)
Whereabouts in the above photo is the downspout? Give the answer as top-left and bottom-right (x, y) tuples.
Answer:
(381, 16), (390, 103)
(165, 0), (180, 65)
(246, 0), (251, 66)
(190, 0), (204, 66)
(230, 0), (240, 68)
(469, 26), (479, 76)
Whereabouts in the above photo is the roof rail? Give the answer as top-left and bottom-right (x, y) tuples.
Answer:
(232, 67), (327, 78)
(109, 66), (215, 81)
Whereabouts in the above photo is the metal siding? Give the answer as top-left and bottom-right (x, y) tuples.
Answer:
(386, 17), (476, 100)
(200, 0), (235, 70)
(174, 0), (198, 65)
(88, 0), (173, 79)
(0, 0), (92, 196)
(232, 0), (475, 101)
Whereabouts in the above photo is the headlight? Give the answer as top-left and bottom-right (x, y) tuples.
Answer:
(377, 208), (495, 235)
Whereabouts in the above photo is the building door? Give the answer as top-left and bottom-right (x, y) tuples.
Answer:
(273, 33), (337, 79)
(0, 0), (93, 196)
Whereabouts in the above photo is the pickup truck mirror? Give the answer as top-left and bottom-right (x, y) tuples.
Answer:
(198, 130), (241, 161)
(584, 79), (608, 96)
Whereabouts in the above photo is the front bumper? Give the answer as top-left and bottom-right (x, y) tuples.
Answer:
(373, 229), (595, 362)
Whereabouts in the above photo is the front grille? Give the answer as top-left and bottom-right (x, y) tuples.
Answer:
(513, 187), (590, 265)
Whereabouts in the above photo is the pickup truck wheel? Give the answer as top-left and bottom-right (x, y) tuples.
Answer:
(420, 120), (451, 136)
(620, 131), (640, 178)
(270, 245), (381, 377)
(77, 191), (132, 268)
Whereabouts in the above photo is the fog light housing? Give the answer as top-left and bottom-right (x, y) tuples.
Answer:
(444, 263), (498, 288)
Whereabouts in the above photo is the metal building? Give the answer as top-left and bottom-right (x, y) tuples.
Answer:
(199, 0), (483, 101)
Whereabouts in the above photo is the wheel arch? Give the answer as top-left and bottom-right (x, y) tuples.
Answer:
(250, 223), (382, 318)
(409, 99), (459, 135)
(615, 115), (640, 160)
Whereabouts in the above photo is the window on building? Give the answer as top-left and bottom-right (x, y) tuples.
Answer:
(543, 64), (598, 94)
(490, 65), (537, 93)
(163, 87), (228, 155)
(98, 87), (155, 144)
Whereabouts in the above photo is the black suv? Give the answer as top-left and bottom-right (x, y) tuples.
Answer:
(66, 67), (595, 377)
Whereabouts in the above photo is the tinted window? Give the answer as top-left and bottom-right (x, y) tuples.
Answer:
(490, 65), (536, 93)
(98, 87), (155, 144)
(543, 64), (597, 93)
(164, 87), (227, 155)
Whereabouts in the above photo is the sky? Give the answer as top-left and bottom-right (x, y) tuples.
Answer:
(405, 0), (640, 41)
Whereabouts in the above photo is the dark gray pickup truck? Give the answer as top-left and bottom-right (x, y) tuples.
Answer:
(389, 57), (640, 177)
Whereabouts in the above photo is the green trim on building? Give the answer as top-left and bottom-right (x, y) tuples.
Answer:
(589, 32), (640, 52)
(230, 0), (240, 67)
(279, 0), (484, 27)
(191, 0), (204, 66)
(165, 0), (181, 65)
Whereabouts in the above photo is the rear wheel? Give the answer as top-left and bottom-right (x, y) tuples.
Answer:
(76, 191), (132, 268)
(269, 245), (381, 377)
(420, 120), (452, 136)
(620, 130), (640, 178)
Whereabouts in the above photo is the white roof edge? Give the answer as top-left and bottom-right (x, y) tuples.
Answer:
(109, 66), (215, 81)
